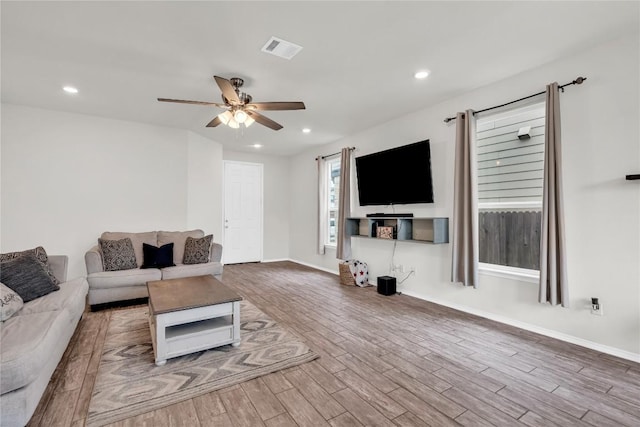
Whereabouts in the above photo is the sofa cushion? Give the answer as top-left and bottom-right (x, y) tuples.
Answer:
(157, 230), (204, 266)
(88, 268), (162, 290)
(161, 262), (223, 280)
(0, 255), (60, 303)
(99, 238), (138, 271)
(183, 235), (213, 264)
(0, 310), (69, 394)
(17, 278), (88, 316)
(101, 231), (158, 268)
(142, 243), (175, 269)
(0, 246), (60, 286)
(1, 282), (24, 321)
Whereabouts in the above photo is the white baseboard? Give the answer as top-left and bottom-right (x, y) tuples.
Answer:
(401, 289), (640, 364)
(261, 258), (290, 263)
(285, 259), (640, 364)
(288, 258), (339, 275)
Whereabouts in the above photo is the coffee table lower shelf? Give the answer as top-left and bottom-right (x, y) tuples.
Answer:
(149, 301), (241, 366)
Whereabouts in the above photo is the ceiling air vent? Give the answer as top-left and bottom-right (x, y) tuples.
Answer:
(261, 36), (303, 60)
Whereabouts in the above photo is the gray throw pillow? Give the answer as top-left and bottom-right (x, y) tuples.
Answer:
(99, 237), (138, 271)
(1, 282), (24, 321)
(183, 234), (213, 265)
(0, 246), (60, 285)
(0, 254), (60, 303)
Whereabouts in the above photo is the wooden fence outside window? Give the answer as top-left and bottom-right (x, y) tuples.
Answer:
(479, 210), (541, 270)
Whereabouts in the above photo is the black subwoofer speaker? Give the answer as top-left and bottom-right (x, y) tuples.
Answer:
(377, 276), (397, 296)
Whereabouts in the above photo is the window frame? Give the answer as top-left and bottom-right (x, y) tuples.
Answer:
(479, 262), (539, 283)
(476, 102), (545, 281)
(324, 156), (341, 248)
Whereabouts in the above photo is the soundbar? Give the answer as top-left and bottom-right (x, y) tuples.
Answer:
(366, 213), (413, 218)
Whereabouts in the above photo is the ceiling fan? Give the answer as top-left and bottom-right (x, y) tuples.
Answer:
(158, 76), (305, 131)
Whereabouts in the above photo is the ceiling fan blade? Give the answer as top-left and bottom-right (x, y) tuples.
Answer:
(157, 98), (225, 107)
(214, 76), (241, 105)
(247, 111), (283, 131)
(206, 116), (223, 127)
(246, 102), (306, 111)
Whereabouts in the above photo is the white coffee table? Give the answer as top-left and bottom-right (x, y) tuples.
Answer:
(147, 275), (242, 366)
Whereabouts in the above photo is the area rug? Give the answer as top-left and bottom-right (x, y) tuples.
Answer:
(87, 300), (318, 426)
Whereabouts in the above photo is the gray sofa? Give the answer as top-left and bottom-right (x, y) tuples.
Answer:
(0, 256), (88, 426)
(85, 230), (223, 307)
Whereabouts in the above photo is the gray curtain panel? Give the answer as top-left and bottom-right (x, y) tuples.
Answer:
(539, 82), (569, 306)
(336, 147), (352, 260)
(451, 110), (479, 287)
(317, 156), (327, 255)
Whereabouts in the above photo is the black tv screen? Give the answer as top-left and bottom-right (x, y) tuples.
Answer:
(355, 140), (434, 206)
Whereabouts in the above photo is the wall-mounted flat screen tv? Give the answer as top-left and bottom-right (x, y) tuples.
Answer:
(355, 140), (434, 206)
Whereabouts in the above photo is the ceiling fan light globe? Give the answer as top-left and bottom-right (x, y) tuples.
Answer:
(228, 119), (240, 129)
(218, 110), (233, 125)
(244, 115), (255, 127)
(234, 110), (248, 124)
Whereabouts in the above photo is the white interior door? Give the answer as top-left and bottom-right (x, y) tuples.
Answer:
(223, 161), (263, 264)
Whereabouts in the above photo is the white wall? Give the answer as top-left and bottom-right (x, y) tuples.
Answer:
(1, 105), (224, 278)
(187, 132), (223, 241)
(289, 33), (640, 359)
(222, 150), (290, 261)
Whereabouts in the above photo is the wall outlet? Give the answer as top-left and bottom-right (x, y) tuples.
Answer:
(591, 298), (603, 316)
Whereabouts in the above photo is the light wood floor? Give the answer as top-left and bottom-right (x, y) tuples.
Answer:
(28, 261), (640, 426)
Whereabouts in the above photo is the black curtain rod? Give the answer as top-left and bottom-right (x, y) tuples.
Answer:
(315, 147), (356, 161)
(443, 76), (587, 123)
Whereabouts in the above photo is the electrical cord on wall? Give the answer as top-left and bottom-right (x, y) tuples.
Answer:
(397, 269), (415, 285)
(388, 218), (402, 276)
(386, 218), (415, 286)
(388, 240), (397, 276)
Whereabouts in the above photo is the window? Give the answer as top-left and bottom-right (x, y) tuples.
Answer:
(326, 157), (341, 246)
(476, 103), (545, 276)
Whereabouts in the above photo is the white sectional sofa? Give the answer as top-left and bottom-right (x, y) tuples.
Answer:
(85, 230), (223, 308)
(0, 255), (88, 426)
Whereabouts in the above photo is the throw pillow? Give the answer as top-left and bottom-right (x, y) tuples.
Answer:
(0, 254), (60, 303)
(0, 282), (24, 321)
(141, 243), (175, 269)
(99, 237), (138, 271)
(0, 246), (60, 285)
(183, 234), (213, 265)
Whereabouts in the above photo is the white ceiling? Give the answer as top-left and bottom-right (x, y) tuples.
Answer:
(2, 1), (638, 156)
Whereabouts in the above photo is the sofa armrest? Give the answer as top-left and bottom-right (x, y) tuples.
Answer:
(85, 245), (104, 274)
(48, 255), (68, 283)
(210, 243), (223, 263)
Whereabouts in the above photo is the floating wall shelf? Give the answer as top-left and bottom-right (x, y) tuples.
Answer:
(346, 217), (449, 244)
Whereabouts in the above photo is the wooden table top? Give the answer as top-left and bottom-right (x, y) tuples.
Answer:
(147, 275), (242, 315)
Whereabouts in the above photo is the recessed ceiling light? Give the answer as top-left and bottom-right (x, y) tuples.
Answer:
(251, 144), (263, 148)
(414, 70), (430, 79)
(302, 128), (311, 134)
(63, 86), (78, 94)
